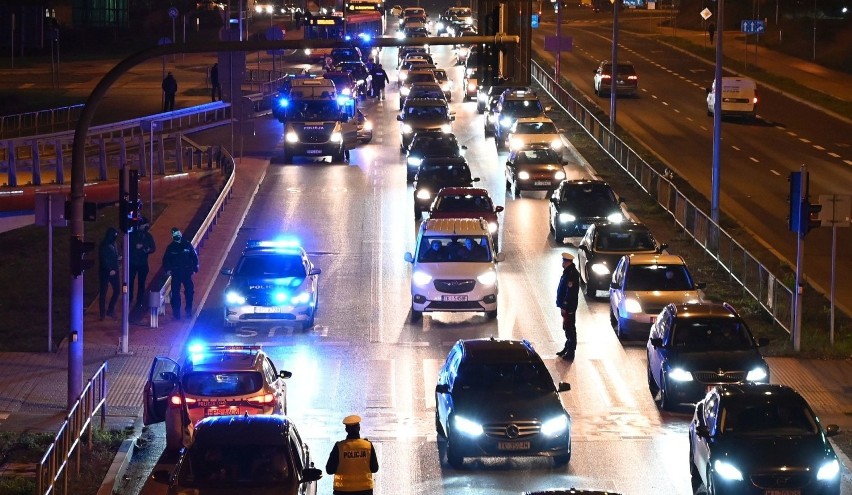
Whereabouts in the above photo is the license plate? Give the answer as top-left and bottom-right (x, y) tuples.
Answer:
(534, 181), (551, 186)
(207, 407), (240, 416)
(255, 307), (283, 313)
(765, 491), (800, 495)
(441, 295), (468, 302)
(498, 441), (530, 451)
(306, 149), (323, 154)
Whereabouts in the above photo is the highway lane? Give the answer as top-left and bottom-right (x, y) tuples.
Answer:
(131, 42), (702, 495)
(533, 10), (852, 313)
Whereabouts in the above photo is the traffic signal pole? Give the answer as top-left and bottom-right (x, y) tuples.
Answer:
(793, 165), (807, 352)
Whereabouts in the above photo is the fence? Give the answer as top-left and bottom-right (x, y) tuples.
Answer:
(529, 60), (795, 333)
(36, 362), (108, 495)
(0, 105), (85, 139)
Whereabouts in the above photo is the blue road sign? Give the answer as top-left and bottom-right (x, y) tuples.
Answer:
(531, 13), (540, 28)
(741, 19), (766, 34)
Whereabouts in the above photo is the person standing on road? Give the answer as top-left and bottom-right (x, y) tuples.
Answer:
(128, 218), (156, 308)
(326, 415), (379, 495)
(162, 227), (198, 320)
(162, 72), (178, 112)
(98, 227), (121, 321)
(555, 252), (580, 360)
(708, 22), (716, 44)
(210, 63), (222, 102)
(369, 63), (389, 100)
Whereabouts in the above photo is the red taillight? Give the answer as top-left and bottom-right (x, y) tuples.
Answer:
(246, 393), (275, 404)
(601, 74), (611, 80)
(627, 75), (638, 81)
(752, 97), (758, 104)
(169, 395), (197, 408)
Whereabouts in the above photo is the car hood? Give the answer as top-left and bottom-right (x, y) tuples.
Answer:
(511, 133), (561, 144)
(415, 261), (496, 276)
(711, 435), (836, 473)
(516, 163), (563, 173)
(667, 350), (765, 372)
(452, 390), (565, 422)
(415, 178), (474, 190)
(404, 117), (451, 128)
(624, 290), (703, 307)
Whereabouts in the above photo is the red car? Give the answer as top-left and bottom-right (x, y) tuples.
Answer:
(427, 187), (504, 249)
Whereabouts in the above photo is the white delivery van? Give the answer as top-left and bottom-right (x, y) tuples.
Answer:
(706, 77), (758, 119)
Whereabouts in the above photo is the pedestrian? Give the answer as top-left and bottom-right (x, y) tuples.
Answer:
(98, 227), (121, 321)
(708, 22), (716, 44)
(210, 63), (222, 102)
(162, 71), (178, 112)
(369, 63), (389, 100)
(326, 415), (379, 495)
(128, 218), (156, 308)
(162, 227), (198, 320)
(555, 252), (580, 360)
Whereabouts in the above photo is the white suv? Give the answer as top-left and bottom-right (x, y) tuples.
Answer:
(404, 218), (505, 321)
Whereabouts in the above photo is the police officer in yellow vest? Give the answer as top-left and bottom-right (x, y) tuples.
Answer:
(326, 415), (379, 495)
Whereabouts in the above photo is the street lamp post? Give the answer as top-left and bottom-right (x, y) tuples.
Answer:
(710, 0), (725, 228)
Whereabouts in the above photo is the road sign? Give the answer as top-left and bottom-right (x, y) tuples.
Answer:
(700, 8), (712, 20)
(168, 7), (179, 18)
(531, 13), (540, 28)
(544, 35), (573, 52)
(740, 19), (765, 34)
(818, 194), (852, 227)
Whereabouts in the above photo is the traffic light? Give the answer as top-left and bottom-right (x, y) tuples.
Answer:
(803, 201), (822, 235)
(70, 235), (96, 277)
(788, 172), (804, 233)
(119, 168), (140, 233)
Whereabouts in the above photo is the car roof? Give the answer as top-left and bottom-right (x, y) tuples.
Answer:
(458, 338), (539, 363)
(667, 301), (739, 319)
(624, 253), (686, 266)
(501, 90), (539, 101)
(194, 415), (292, 447)
(594, 220), (650, 234)
(714, 383), (805, 402)
(405, 98), (449, 107)
(185, 345), (264, 373)
(437, 186), (490, 197)
(424, 218), (490, 236)
(514, 116), (554, 124)
(421, 156), (467, 166)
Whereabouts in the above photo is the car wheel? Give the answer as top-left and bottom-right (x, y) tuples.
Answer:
(486, 309), (498, 319)
(446, 432), (464, 469)
(303, 308), (316, 331)
(414, 207), (422, 219)
(399, 99), (403, 109)
(609, 307), (618, 328)
(689, 443), (702, 492)
(583, 277), (596, 298)
(512, 183), (520, 198)
(280, 150), (291, 164)
(505, 178), (512, 191)
(705, 467), (716, 495)
(615, 319), (627, 339)
(647, 362), (659, 395)
(411, 307), (422, 321)
(435, 409), (446, 438)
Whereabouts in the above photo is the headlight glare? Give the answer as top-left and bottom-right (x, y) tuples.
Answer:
(285, 131), (298, 143)
(746, 367), (768, 382)
(714, 460), (744, 481)
(558, 213), (576, 223)
(412, 270), (433, 285)
(510, 138), (523, 150)
(817, 459), (840, 480)
(591, 263), (610, 275)
(551, 139), (563, 150)
(668, 367), (693, 382)
(402, 124), (413, 134)
(454, 415), (483, 436)
(401, 86), (411, 95)
(330, 132), (343, 143)
(477, 271), (497, 286)
(541, 415), (568, 436)
(500, 117), (513, 128)
(488, 222), (498, 233)
(623, 298), (643, 314)
(440, 124), (452, 133)
(607, 212), (624, 223)
(518, 171), (530, 180)
(555, 170), (566, 180)
(407, 157), (423, 166)
(225, 291), (246, 305)
(416, 189), (431, 200)
(291, 292), (311, 305)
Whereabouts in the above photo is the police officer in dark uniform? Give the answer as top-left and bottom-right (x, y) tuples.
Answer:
(326, 415), (379, 495)
(129, 217), (156, 308)
(162, 227), (199, 320)
(555, 252), (580, 360)
(368, 63), (389, 100)
(98, 227), (121, 320)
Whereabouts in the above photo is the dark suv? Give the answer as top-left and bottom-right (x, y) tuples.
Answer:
(398, 98), (454, 150)
(593, 60), (639, 97)
(405, 131), (466, 182)
(548, 180), (625, 242)
(435, 338), (572, 468)
(647, 302), (770, 411)
(493, 90), (547, 148)
(413, 157), (478, 218)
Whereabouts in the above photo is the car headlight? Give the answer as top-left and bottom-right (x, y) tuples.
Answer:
(477, 91), (487, 102)
(399, 72), (408, 81)
(466, 67), (474, 76)
(541, 415), (568, 436)
(476, 271), (497, 286)
(225, 291), (246, 305)
(500, 117), (513, 128)
(468, 82), (477, 91)
(330, 132), (343, 143)
(714, 460), (743, 481)
(668, 367), (693, 382)
(487, 114), (497, 123)
(590, 263), (610, 276)
(285, 131), (298, 143)
(518, 171), (530, 180)
(416, 188), (431, 200)
(746, 367), (768, 382)
(607, 212), (624, 223)
(363, 120), (373, 131)
(400, 86), (411, 96)
(509, 138), (523, 150)
(436, 22), (444, 29)
(407, 157), (422, 166)
(488, 222), (498, 233)
(273, 291), (289, 303)
(291, 291), (312, 305)
(454, 415), (483, 436)
(554, 170), (566, 180)
(440, 124), (452, 133)
(441, 83), (451, 91)
(402, 124), (413, 134)
(551, 139), (563, 150)
(304, 48), (311, 55)
(395, 31), (405, 39)
(558, 213), (576, 223)
(623, 298), (643, 314)
(817, 459), (840, 480)
(341, 87), (352, 96)
(412, 270), (433, 286)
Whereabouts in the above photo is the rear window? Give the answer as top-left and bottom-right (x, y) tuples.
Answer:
(595, 230), (656, 252)
(180, 444), (293, 487)
(624, 264), (693, 291)
(501, 99), (544, 116)
(434, 194), (494, 212)
(183, 371), (264, 397)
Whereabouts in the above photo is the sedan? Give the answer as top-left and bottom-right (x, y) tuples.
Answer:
(548, 180), (625, 242)
(577, 221), (665, 297)
(507, 117), (564, 152)
(505, 147), (566, 196)
(593, 60), (639, 97)
(427, 187), (504, 249)
(413, 157), (479, 218)
(690, 383), (841, 495)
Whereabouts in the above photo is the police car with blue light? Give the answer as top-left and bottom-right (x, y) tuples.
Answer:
(142, 343), (292, 452)
(220, 239), (321, 330)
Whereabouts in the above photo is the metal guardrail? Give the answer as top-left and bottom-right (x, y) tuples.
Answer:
(36, 361), (108, 495)
(530, 60), (795, 334)
(150, 147), (236, 327)
(0, 104), (85, 139)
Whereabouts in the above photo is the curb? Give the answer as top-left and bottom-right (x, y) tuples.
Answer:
(97, 417), (142, 495)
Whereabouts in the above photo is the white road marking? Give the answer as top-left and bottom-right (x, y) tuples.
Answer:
(749, 157), (759, 163)
(770, 169), (780, 176)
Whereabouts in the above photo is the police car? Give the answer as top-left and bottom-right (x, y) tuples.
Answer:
(142, 343), (292, 452)
(221, 239), (321, 330)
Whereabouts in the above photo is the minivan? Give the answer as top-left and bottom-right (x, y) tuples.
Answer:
(706, 77), (758, 119)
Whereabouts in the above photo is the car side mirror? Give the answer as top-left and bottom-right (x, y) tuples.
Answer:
(309, 267), (322, 276)
(151, 470), (171, 484)
(495, 252), (506, 262)
(279, 370), (292, 379)
(472, 177), (480, 182)
(450, 115), (456, 121)
(506, 161), (511, 166)
(757, 337), (769, 347)
(658, 243), (669, 252)
(705, 87), (712, 94)
(495, 205), (504, 213)
(302, 467), (323, 483)
(696, 282), (707, 290)
(610, 281), (618, 289)
(435, 383), (450, 394)
(404, 252), (414, 263)
(461, 145), (468, 150)
(160, 371), (178, 382)
(696, 425), (712, 439)
(397, 115), (403, 121)
(220, 268), (233, 276)
(557, 382), (571, 392)
(650, 337), (663, 348)
(825, 424), (841, 437)
(545, 106), (552, 112)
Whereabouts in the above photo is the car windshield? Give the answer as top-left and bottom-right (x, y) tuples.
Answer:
(624, 264), (693, 291)
(418, 164), (471, 183)
(670, 318), (754, 350)
(434, 194), (494, 212)
(406, 105), (448, 119)
(182, 371), (264, 397)
(513, 121), (558, 134)
(411, 136), (459, 155)
(502, 99), (544, 117)
(559, 184), (618, 208)
(595, 230), (656, 251)
(602, 63), (636, 76)
(417, 235), (491, 262)
(456, 362), (553, 393)
(720, 400), (819, 436)
(410, 88), (445, 99)
(324, 74), (352, 90)
(407, 72), (437, 84)
(514, 149), (560, 164)
(179, 444), (293, 487)
(235, 254), (306, 278)
(288, 101), (340, 121)
(433, 70), (448, 81)
(331, 48), (359, 61)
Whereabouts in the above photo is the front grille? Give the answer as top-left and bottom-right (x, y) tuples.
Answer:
(750, 473), (810, 489)
(434, 279), (476, 293)
(297, 132), (330, 144)
(240, 313), (296, 321)
(692, 371), (747, 384)
(426, 301), (483, 310)
(483, 420), (541, 439)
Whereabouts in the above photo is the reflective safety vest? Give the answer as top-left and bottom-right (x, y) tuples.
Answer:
(333, 438), (374, 491)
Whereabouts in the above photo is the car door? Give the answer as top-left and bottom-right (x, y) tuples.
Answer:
(692, 392), (719, 482)
(609, 256), (628, 318)
(143, 356), (180, 425)
(436, 345), (461, 433)
(578, 225), (595, 282)
(647, 308), (672, 384)
(263, 356), (287, 414)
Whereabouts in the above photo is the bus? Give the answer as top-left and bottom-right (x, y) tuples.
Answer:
(304, 14), (345, 62)
(344, 1), (385, 41)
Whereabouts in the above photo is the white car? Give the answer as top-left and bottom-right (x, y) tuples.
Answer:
(507, 117), (564, 152)
(609, 253), (705, 339)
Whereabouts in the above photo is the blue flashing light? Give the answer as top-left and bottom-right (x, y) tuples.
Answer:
(337, 96), (352, 106)
(273, 291), (289, 303)
(344, 35), (352, 41)
(188, 342), (205, 354)
(358, 33), (372, 42)
(278, 98), (289, 108)
(248, 238), (302, 250)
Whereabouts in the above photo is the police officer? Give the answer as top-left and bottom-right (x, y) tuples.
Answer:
(128, 217), (156, 308)
(98, 227), (121, 321)
(369, 63), (389, 100)
(555, 252), (580, 360)
(326, 415), (379, 495)
(162, 227), (199, 320)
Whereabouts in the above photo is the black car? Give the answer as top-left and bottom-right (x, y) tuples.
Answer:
(689, 383), (841, 495)
(153, 414), (323, 494)
(334, 61), (370, 91)
(323, 70), (365, 101)
(548, 180), (625, 243)
(647, 302), (770, 411)
(435, 338), (572, 469)
(477, 84), (527, 113)
(505, 146), (567, 197)
(413, 157), (478, 218)
(577, 221), (665, 297)
(493, 90), (547, 148)
(397, 98), (454, 150)
(405, 131), (466, 182)
(330, 46), (363, 64)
